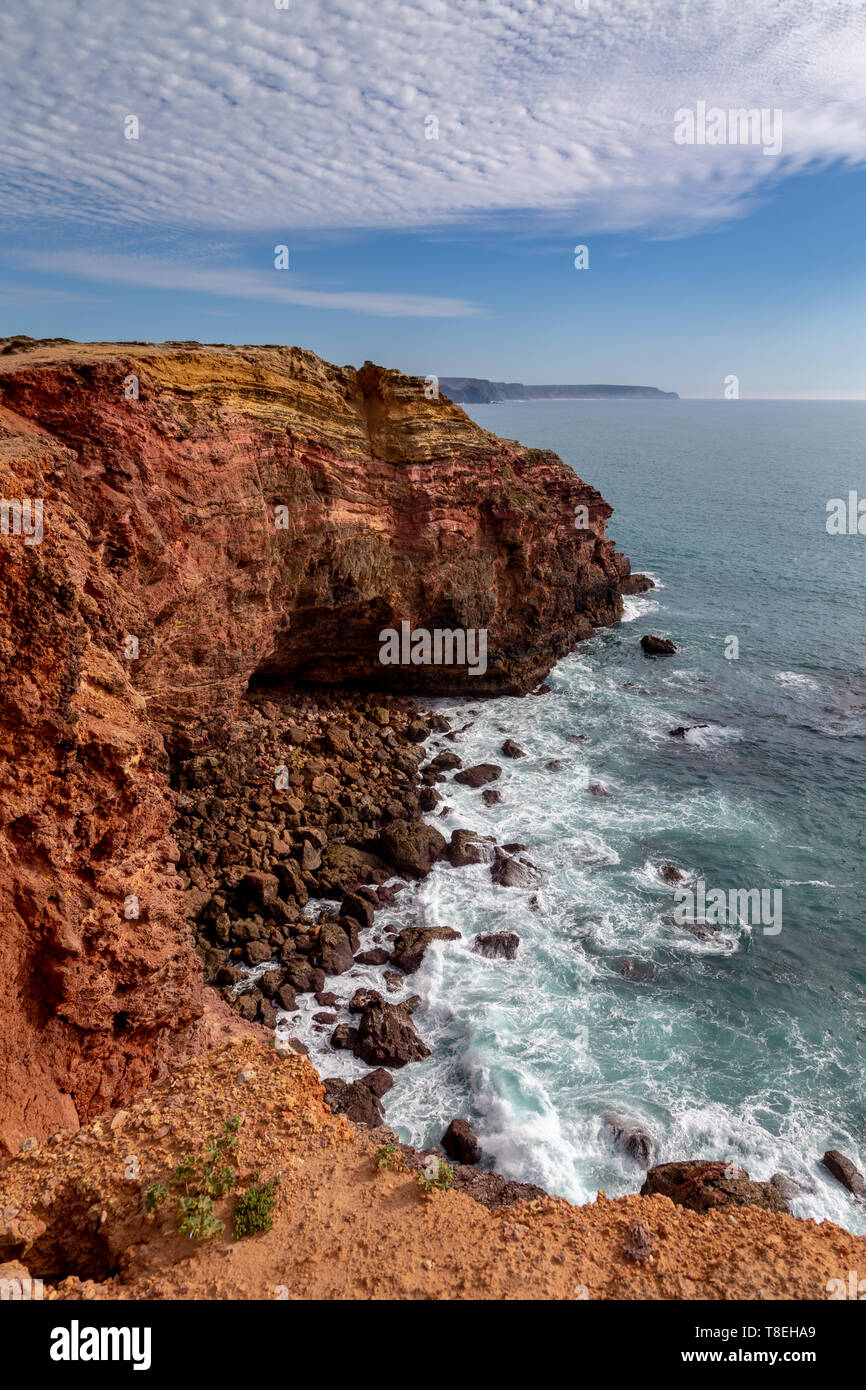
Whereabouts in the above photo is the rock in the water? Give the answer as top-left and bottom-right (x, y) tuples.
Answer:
(322, 1077), (384, 1127)
(490, 847), (539, 889)
(428, 751), (462, 772)
(390, 925), (461, 974)
(353, 999), (431, 1068)
(621, 573), (655, 595)
(378, 820), (447, 878)
(659, 864), (683, 883)
(329, 1023), (359, 1050)
(442, 1118), (482, 1165)
(640, 1161), (788, 1213)
(310, 922), (354, 976)
(617, 958), (654, 983)
(472, 932), (519, 960)
(354, 948), (391, 966)
(361, 1068), (394, 1098)
(481, 788), (503, 806)
(447, 828), (494, 867)
(669, 724), (708, 738)
(341, 891), (375, 930)
(641, 634), (677, 656)
(821, 1149), (866, 1198)
(501, 739), (526, 759)
(587, 782), (610, 797)
(771, 1172), (804, 1203)
(348, 987), (385, 1013)
(603, 1111), (656, 1167)
(454, 763), (502, 788)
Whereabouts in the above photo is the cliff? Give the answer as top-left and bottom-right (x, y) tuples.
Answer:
(0, 339), (631, 1153)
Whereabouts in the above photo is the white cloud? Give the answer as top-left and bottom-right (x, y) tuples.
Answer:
(0, 0), (864, 237)
(13, 251), (483, 317)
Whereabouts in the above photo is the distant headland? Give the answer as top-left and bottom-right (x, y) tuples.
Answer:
(439, 376), (679, 403)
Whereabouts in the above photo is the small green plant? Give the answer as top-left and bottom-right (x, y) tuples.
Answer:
(233, 1174), (279, 1239)
(178, 1194), (224, 1240)
(376, 1141), (405, 1172)
(143, 1115), (243, 1240)
(416, 1155), (454, 1194)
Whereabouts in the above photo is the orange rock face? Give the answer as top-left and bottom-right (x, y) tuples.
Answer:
(0, 339), (630, 1152)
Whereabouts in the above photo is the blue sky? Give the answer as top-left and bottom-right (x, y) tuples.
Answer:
(2, 0), (866, 397)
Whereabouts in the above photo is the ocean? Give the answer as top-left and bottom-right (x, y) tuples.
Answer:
(285, 399), (866, 1234)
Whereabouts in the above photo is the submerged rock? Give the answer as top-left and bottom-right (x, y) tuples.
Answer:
(603, 1111), (656, 1167)
(641, 634), (677, 656)
(472, 932), (520, 960)
(490, 847), (540, 889)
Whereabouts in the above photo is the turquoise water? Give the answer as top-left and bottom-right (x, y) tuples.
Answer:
(292, 400), (866, 1232)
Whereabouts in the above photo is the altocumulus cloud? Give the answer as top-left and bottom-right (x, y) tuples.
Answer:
(1, 0), (865, 237)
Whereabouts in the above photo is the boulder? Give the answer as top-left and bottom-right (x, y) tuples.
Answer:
(390, 925), (461, 974)
(353, 1000), (431, 1068)
(587, 782), (610, 797)
(659, 865), (683, 883)
(428, 751), (462, 772)
(330, 1024), (359, 1050)
(322, 1077), (384, 1127)
(490, 847), (539, 889)
(310, 922), (354, 976)
(354, 948), (391, 966)
(454, 763), (502, 788)
(771, 1172), (804, 1203)
(640, 1161), (789, 1213)
(349, 987), (385, 1013)
(481, 788), (503, 807)
(603, 1111), (656, 1167)
(669, 724), (708, 738)
(341, 891), (375, 930)
(821, 1149), (866, 1198)
(442, 1118), (482, 1165)
(621, 573), (655, 595)
(276, 982), (298, 1011)
(472, 932), (519, 960)
(361, 1068), (394, 1099)
(447, 828), (494, 868)
(501, 739), (526, 759)
(419, 787), (441, 812)
(641, 634), (677, 656)
(378, 820), (447, 878)
(238, 870), (279, 907)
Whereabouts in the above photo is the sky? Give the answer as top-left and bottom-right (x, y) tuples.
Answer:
(2, 0), (866, 397)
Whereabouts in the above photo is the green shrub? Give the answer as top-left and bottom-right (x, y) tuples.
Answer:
(376, 1141), (406, 1172)
(178, 1194), (225, 1240)
(416, 1155), (454, 1194)
(233, 1175), (279, 1239)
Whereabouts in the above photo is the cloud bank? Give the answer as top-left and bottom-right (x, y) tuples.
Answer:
(2, 0), (865, 239)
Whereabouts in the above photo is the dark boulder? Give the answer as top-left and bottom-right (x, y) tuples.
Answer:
(442, 1118), (482, 1165)
(501, 739), (526, 759)
(341, 892), (375, 930)
(640, 1161), (789, 1213)
(428, 751), (462, 772)
(330, 1023), (359, 1050)
(447, 828), (494, 868)
(481, 788), (503, 807)
(361, 1068), (394, 1099)
(353, 999), (431, 1068)
(378, 820), (447, 878)
(354, 948), (391, 966)
(490, 847), (539, 889)
(621, 573), (655, 595)
(454, 763), (502, 788)
(659, 864), (684, 883)
(603, 1111), (656, 1167)
(389, 925), (461, 974)
(821, 1149), (866, 1198)
(349, 987), (385, 1013)
(310, 922), (354, 976)
(641, 634), (677, 656)
(472, 932), (519, 960)
(322, 1077), (384, 1127)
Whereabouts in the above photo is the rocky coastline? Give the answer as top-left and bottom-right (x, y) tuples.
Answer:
(2, 337), (864, 1298)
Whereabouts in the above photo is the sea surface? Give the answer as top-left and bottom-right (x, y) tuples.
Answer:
(283, 400), (866, 1235)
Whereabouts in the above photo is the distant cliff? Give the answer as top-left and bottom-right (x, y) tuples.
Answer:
(440, 377), (679, 404)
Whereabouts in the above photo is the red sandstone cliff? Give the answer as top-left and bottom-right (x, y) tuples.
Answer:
(0, 339), (631, 1152)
